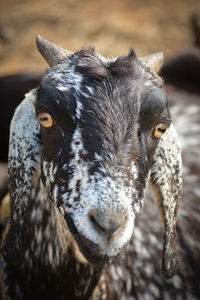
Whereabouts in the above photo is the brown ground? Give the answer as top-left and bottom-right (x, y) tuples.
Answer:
(0, 0), (199, 75)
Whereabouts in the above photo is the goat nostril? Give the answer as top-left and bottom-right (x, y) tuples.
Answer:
(90, 215), (106, 233)
(89, 212), (127, 237)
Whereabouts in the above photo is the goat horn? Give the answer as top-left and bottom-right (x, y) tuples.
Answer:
(36, 35), (72, 67)
(140, 52), (163, 73)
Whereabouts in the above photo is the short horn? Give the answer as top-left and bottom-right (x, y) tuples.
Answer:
(140, 52), (164, 74)
(36, 35), (72, 67)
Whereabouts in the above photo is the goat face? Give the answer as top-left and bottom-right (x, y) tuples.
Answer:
(35, 49), (170, 264)
(6, 36), (181, 278)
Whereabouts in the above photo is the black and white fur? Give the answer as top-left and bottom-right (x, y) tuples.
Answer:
(1, 36), (182, 300)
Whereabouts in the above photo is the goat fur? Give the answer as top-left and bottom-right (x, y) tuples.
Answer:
(0, 36), (182, 300)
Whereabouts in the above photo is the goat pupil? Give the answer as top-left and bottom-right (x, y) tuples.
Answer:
(40, 117), (48, 121)
(158, 127), (166, 133)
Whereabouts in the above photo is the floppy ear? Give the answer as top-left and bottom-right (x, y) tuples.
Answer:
(3, 88), (41, 265)
(150, 124), (182, 278)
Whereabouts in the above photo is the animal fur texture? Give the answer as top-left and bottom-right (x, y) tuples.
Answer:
(0, 36), (184, 300)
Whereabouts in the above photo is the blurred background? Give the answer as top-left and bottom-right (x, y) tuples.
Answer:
(0, 0), (199, 74)
(0, 0), (200, 298)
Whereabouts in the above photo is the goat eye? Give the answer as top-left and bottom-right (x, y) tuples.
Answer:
(38, 113), (54, 128)
(153, 123), (167, 138)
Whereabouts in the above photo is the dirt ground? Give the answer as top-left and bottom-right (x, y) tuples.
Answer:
(0, 0), (200, 75)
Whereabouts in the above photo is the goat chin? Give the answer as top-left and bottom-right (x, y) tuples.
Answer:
(65, 213), (121, 265)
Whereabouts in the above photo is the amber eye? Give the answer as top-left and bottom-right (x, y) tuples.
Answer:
(153, 123), (167, 138)
(38, 113), (54, 128)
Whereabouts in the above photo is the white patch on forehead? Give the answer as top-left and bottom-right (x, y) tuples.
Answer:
(70, 128), (83, 152)
(130, 161), (138, 180)
(81, 92), (90, 98)
(71, 71), (82, 93)
(75, 99), (83, 119)
(56, 85), (70, 92)
(94, 152), (103, 162)
(86, 86), (94, 95)
(48, 60), (84, 119)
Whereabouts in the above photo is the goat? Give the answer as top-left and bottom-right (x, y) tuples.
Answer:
(0, 36), (182, 300)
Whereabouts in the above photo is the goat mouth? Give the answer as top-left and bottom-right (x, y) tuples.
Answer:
(66, 214), (118, 266)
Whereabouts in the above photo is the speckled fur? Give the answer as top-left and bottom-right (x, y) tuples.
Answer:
(1, 44), (183, 300)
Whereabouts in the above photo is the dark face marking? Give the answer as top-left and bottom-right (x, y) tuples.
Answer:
(35, 49), (171, 263)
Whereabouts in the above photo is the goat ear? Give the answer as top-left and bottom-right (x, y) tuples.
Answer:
(140, 52), (163, 73)
(36, 35), (72, 67)
(150, 124), (182, 278)
(3, 89), (41, 265)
